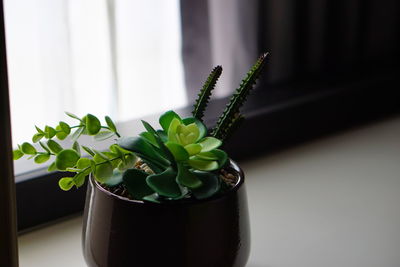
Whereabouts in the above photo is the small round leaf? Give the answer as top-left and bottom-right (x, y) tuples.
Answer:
(84, 114), (101, 135)
(55, 149), (80, 170)
(47, 162), (57, 172)
(105, 116), (117, 132)
(94, 162), (113, 182)
(71, 126), (85, 141)
(73, 172), (86, 188)
(44, 126), (57, 139)
(13, 149), (24, 160)
(32, 133), (44, 143)
(59, 177), (74, 191)
(59, 121), (71, 134)
(55, 125), (68, 140)
(72, 141), (81, 156)
(82, 146), (95, 156)
(94, 131), (115, 141)
(35, 126), (44, 134)
(65, 112), (82, 121)
(77, 158), (91, 169)
(34, 154), (50, 164)
(47, 140), (63, 154)
(21, 142), (36, 155)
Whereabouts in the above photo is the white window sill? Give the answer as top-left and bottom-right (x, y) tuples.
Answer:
(19, 116), (400, 267)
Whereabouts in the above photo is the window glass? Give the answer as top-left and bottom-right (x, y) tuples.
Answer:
(4, 0), (186, 152)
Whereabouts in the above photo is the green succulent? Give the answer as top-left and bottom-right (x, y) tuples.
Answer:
(162, 112), (226, 171)
(117, 111), (227, 201)
(13, 53), (268, 203)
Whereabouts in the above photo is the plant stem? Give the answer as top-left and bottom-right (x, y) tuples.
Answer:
(100, 126), (121, 137)
(78, 154), (129, 174)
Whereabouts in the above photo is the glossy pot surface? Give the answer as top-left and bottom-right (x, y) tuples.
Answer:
(82, 161), (250, 267)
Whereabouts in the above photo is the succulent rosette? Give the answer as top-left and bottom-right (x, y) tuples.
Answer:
(117, 110), (227, 201)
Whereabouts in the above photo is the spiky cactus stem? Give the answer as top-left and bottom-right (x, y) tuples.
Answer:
(220, 113), (244, 142)
(211, 53), (268, 141)
(192, 66), (223, 121)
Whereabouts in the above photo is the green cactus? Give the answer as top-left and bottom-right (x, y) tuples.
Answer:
(192, 66), (222, 121)
(211, 53), (268, 140)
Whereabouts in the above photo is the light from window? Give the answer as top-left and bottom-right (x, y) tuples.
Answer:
(4, 0), (186, 147)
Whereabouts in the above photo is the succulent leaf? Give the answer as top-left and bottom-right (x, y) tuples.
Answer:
(140, 131), (158, 147)
(146, 167), (181, 198)
(182, 117), (207, 140)
(165, 142), (189, 161)
(191, 171), (221, 199)
(141, 120), (175, 164)
(159, 110), (181, 132)
(188, 158), (219, 171)
(176, 163), (202, 189)
(198, 137), (222, 152)
(142, 193), (161, 203)
(118, 137), (170, 168)
(122, 168), (154, 199)
(184, 143), (202, 156)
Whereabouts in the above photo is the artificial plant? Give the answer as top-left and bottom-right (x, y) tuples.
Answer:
(14, 53), (268, 202)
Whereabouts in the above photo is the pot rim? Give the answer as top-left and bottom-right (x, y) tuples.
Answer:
(90, 159), (245, 206)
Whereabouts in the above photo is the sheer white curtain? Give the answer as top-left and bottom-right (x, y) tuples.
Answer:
(4, 0), (186, 146)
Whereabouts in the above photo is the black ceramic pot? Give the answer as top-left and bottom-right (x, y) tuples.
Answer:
(82, 160), (250, 267)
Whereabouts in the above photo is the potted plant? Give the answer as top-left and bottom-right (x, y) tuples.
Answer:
(14, 53), (267, 267)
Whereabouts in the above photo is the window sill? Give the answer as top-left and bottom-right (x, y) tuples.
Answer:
(19, 115), (400, 266)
